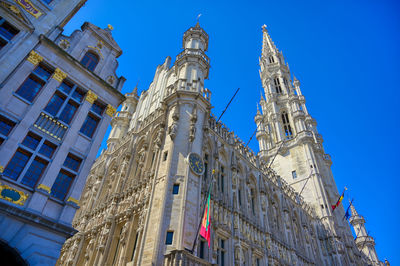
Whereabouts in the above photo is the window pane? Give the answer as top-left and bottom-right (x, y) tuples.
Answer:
(0, 115), (16, 136)
(33, 65), (52, 80)
(172, 184), (179, 194)
(0, 20), (19, 41)
(59, 101), (77, 124)
(22, 133), (41, 150)
(165, 232), (173, 245)
(51, 171), (74, 200)
(21, 158), (47, 188)
(63, 154), (82, 172)
(15, 76), (44, 102)
(4, 149), (31, 180)
(59, 81), (73, 94)
(38, 141), (57, 158)
(91, 102), (104, 115)
(44, 93), (65, 116)
(80, 114), (99, 138)
(72, 89), (84, 102)
(80, 52), (99, 71)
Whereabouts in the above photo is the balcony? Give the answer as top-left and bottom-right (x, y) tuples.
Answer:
(164, 250), (211, 266)
(176, 48), (210, 64)
(34, 112), (67, 141)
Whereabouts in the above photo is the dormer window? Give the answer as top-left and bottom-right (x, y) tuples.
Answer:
(80, 51), (99, 71)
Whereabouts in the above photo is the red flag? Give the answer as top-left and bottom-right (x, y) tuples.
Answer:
(332, 187), (347, 212)
(199, 190), (211, 247)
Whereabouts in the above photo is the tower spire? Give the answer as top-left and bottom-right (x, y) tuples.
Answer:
(349, 203), (380, 264)
(261, 24), (278, 57)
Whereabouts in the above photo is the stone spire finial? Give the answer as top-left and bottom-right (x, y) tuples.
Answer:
(350, 202), (359, 217)
(261, 24), (277, 56)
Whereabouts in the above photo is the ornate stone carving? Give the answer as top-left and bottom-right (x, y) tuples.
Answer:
(59, 39), (70, 50)
(168, 104), (180, 140)
(27, 50), (43, 65)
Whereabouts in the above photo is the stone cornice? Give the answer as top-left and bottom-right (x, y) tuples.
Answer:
(0, 200), (77, 237)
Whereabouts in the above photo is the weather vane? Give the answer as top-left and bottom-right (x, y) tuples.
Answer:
(196, 14), (202, 24)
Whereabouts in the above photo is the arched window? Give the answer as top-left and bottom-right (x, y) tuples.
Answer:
(80, 51), (99, 71)
(274, 78), (282, 94)
(282, 112), (293, 138)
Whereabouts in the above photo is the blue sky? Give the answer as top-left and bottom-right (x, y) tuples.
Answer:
(64, 0), (399, 263)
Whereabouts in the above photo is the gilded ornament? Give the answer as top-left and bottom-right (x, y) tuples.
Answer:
(9, 5), (20, 14)
(53, 68), (67, 82)
(0, 183), (28, 206)
(106, 104), (116, 117)
(27, 50), (43, 66)
(0, 165), (3, 173)
(85, 90), (98, 104)
(37, 183), (51, 194)
(16, 0), (42, 18)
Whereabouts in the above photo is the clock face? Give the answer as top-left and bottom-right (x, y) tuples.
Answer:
(188, 153), (204, 175)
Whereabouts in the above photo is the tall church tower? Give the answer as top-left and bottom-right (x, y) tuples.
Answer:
(256, 25), (345, 229)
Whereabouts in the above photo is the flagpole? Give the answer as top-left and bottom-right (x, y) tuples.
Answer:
(190, 170), (214, 253)
(216, 88), (240, 123)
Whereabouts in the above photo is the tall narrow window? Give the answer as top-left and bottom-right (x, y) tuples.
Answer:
(274, 78), (282, 94)
(80, 100), (104, 138)
(217, 238), (226, 266)
(165, 231), (174, 245)
(282, 112), (293, 138)
(251, 188), (256, 215)
(199, 240), (205, 259)
(4, 132), (56, 188)
(172, 184), (180, 195)
(44, 80), (84, 125)
(268, 56), (275, 63)
(203, 154), (208, 181)
(0, 17), (19, 50)
(218, 165), (225, 193)
(80, 51), (99, 71)
(15, 64), (53, 102)
(51, 170), (74, 200)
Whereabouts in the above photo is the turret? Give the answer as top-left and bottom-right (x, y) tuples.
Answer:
(107, 87), (138, 149)
(349, 203), (380, 264)
(174, 23), (210, 93)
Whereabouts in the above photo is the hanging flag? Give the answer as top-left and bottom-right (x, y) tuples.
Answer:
(199, 187), (211, 247)
(332, 187), (347, 212)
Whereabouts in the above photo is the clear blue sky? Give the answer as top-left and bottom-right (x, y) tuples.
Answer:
(64, 0), (399, 263)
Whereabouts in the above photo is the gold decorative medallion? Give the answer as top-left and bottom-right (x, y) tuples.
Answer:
(37, 183), (51, 194)
(53, 68), (67, 82)
(0, 183), (28, 206)
(85, 90), (98, 104)
(106, 104), (116, 117)
(27, 50), (43, 66)
(0, 165), (4, 174)
(16, 0), (42, 19)
(67, 197), (80, 206)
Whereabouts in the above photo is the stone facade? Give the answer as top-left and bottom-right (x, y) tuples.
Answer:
(58, 24), (383, 266)
(0, 1), (125, 265)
